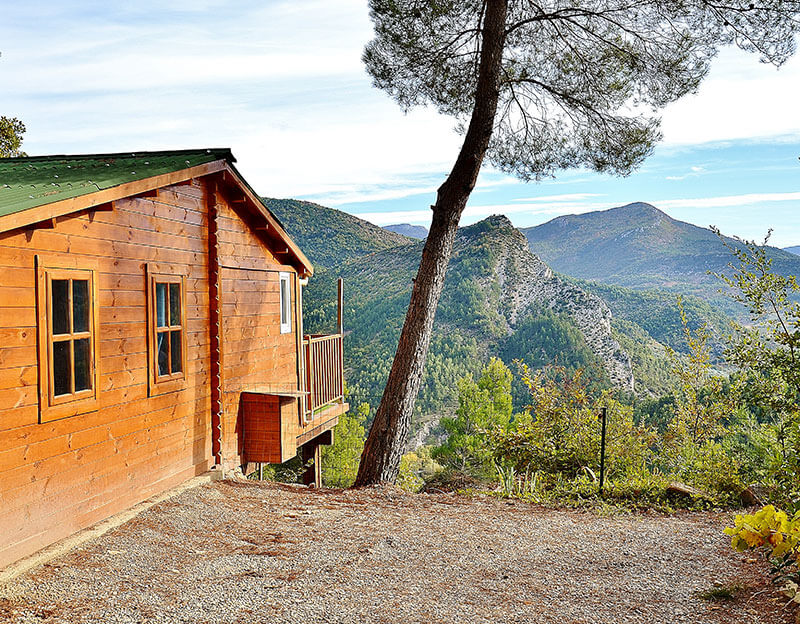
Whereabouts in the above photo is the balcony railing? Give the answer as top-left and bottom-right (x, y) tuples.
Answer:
(303, 333), (343, 419)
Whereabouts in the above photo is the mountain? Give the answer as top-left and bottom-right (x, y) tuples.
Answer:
(384, 223), (428, 239)
(263, 198), (413, 269)
(521, 202), (800, 310)
(786, 246), (800, 256)
(271, 199), (727, 439)
(298, 213), (642, 427)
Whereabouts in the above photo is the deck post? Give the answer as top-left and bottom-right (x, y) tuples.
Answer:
(301, 441), (322, 487)
(337, 278), (344, 400)
(337, 278), (343, 335)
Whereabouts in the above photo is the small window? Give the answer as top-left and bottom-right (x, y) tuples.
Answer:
(279, 272), (291, 334)
(36, 259), (99, 422)
(148, 271), (187, 395)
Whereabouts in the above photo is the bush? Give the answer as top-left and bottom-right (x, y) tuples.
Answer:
(491, 467), (672, 510)
(490, 366), (653, 483)
(420, 467), (486, 493)
(322, 402), (368, 487)
(397, 447), (443, 493)
(725, 505), (800, 603)
(655, 298), (745, 505)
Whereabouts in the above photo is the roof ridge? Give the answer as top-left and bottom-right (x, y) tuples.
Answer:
(1, 148), (235, 163)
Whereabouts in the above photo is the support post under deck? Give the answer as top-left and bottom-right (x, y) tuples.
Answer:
(301, 442), (322, 488)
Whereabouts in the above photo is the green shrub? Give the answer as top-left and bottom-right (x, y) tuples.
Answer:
(490, 365), (653, 482)
(397, 447), (443, 493)
(321, 402), (368, 487)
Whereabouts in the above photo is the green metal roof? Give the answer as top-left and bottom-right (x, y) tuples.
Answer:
(0, 148), (233, 217)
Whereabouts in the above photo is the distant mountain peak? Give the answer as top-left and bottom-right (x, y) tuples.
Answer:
(520, 201), (800, 297)
(548, 202), (664, 223)
(461, 214), (515, 234)
(485, 213), (514, 227)
(611, 201), (664, 216)
(383, 223), (428, 239)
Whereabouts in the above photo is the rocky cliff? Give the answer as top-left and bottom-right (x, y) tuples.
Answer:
(455, 216), (635, 391)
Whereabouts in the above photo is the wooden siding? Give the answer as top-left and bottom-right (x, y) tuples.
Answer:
(0, 170), (338, 571)
(217, 198), (302, 466)
(0, 180), (219, 570)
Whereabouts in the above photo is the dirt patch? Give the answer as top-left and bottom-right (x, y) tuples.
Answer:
(0, 481), (792, 623)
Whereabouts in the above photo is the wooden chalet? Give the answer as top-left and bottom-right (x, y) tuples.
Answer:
(0, 149), (348, 570)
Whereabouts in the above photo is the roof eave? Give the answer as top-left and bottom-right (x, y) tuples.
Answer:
(0, 157), (314, 278)
(219, 164), (314, 277)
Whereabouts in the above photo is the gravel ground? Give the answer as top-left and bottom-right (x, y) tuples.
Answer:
(0, 481), (792, 624)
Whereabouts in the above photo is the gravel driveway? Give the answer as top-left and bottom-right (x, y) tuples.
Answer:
(0, 481), (790, 623)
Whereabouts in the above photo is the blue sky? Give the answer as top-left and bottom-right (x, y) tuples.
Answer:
(1, 1), (799, 246)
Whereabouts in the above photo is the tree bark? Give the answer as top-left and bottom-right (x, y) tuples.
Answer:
(354, 0), (509, 486)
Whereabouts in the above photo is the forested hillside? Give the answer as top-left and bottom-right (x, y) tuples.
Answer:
(272, 201), (664, 437)
(263, 198), (412, 269)
(303, 216), (627, 428)
(270, 198), (767, 439)
(573, 280), (730, 356)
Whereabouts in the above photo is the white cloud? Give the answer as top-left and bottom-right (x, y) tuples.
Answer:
(656, 191), (800, 210)
(2, 1), (799, 210)
(510, 193), (604, 203)
(304, 181), (439, 207)
(660, 45), (800, 145)
(665, 165), (708, 181)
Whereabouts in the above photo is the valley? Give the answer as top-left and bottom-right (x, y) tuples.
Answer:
(266, 198), (800, 438)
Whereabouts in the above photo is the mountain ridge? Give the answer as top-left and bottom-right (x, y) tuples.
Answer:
(262, 197), (413, 269)
(384, 223), (428, 239)
(521, 202), (800, 307)
(288, 204), (638, 413)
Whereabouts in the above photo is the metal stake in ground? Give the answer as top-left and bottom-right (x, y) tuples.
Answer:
(599, 406), (607, 497)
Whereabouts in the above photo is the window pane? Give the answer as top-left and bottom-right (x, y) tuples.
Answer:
(52, 279), (70, 335)
(156, 282), (167, 328)
(169, 283), (181, 327)
(280, 278), (289, 325)
(74, 338), (91, 391)
(53, 340), (71, 396)
(72, 279), (90, 333)
(157, 331), (170, 376)
(170, 330), (182, 373)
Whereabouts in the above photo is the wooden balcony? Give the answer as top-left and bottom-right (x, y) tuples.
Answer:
(240, 333), (347, 466)
(303, 332), (344, 419)
(240, 280), (348, 478)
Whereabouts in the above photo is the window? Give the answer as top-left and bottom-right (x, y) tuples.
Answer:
(36, 259), (99, 422)
(148, 271), (187, 395)
(279, 272), (291, 334)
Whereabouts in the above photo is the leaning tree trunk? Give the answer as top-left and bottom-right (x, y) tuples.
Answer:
(354, 0), (509, 486)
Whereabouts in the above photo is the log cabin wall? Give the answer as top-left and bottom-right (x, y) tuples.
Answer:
(215, 197), (301, 468)
(0, 179), (216, 570)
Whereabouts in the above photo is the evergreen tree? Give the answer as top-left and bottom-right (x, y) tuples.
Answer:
(434, 358), (513, 476)
(356, 0), (800, 485)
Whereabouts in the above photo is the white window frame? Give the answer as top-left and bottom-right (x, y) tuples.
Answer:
(279, 272), (292, 334)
